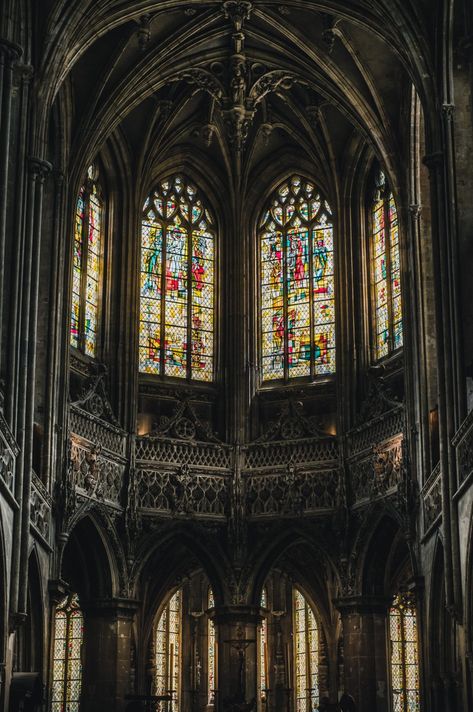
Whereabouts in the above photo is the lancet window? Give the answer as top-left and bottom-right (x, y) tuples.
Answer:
(259, 175), (335, 382)
(389, 592), (420, 712)
(70, 164), (103, 356)
(293, 588), (319, 712)
(140, 175), (215, 381)
(51, 593), (84, 712)
(370, 170), (403, 359)
(155, 589), (182, 711)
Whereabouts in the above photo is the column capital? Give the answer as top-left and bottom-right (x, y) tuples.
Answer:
(333, 594), (392, 615)
(409, 203), (422, 221)
(48, 578), (70, 605)
(0, 38), (22, 61)
(28, 156), (53, 178)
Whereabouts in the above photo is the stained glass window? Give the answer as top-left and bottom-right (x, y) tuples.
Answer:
(140, 175), (215, 381)
(51, 593), (83, 712)
(259, 175), (335, 382)
(370, 171), (403, 359)
(259, 587), (268, 706)
(293, 588), (319, 712)
(156, 589), (181, 712)
(69, 165), (103, 356)
(389, 592), (420, 712)
(208, 588), (216, 705)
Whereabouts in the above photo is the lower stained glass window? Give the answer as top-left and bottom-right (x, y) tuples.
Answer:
(51, 593), (83, 712)
(260, 175), (335, 382)
(259, 587), (268, 706)
(156, 589), (182, 712)
(389, 592), (420, 712)
(293, 588), (319, 712)
(140, 176), (215, 381)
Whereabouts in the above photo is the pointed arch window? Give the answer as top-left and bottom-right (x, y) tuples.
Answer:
(70, 164), (103, 356)
(51, 593), (83, 712)
(156, 589), (182, 711)
(259, 175), (335, 382)
(208, 588), (216, 705)
(259, 586), (268, 706)
(389, 591), (420, 712)
(140, 175), (215, 381)
(370, 170), (403, 359)
(293, 588), (319, 712)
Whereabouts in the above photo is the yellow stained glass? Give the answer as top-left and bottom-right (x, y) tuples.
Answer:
(389, 592), (420, 712)
(294, 588), (319, 712)
(51, 593), (83, 712)
(156, 589), (181, 712)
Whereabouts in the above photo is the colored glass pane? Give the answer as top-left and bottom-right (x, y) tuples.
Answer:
(370, 179), (403, 359)
(51, 593), (83, 712)
(69, 169), (102, 356)
(389, 593), (420, 712)
(260, 176), (335, 382)
(208, 588), (216, 704)
(294, 589), (319, 712)
(259, 587), (268, 704)
(156, 589), (181, 712)
(140, 176), (215, 380)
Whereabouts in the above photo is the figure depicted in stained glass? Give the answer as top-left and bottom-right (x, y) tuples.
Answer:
(70, 164), (103, 356)
(51, 593), (84, 712)
(260, 175), (335, 381)
(293, 588), (319, 712)
(389, 592), (420, 712)
(140, 176), (215, 381)
(370, 170), (403, 359)
(155, 589), (182, 712)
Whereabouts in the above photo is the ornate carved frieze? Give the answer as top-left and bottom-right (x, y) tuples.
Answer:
(243, 438), (338, 470)
(348, 408), (405, 458)
(350, 436), (403, 503)
(422, 464), (442, 533)
(135, 436), (231, 470)
(70, 436), (125, 504)
(135, 467), (228, 518)
(453, 409), (473, 488)
(0, 410), (19, 495)
(70, 406), (126, 457)
(245, 466), (339, 518)
(70, 363), (120, 429)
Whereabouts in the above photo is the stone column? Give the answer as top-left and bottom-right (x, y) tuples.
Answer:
(334, 596), (390, 712)
(211, 605), (263, 712)
(81, 598), (138, 712)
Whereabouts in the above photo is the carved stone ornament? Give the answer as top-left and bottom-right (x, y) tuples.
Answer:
(355, 373), (402, 426)
(70, 362), (119, 426)
(255, 398), (328, 443)
(150, 393), (221, 443)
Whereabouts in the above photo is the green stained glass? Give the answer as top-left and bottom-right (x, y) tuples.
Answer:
(260, 176), (335, 382)
(51, 594), (83, 712)
(69, 168), (102, 356)
(139, 176), (215, 380)
(371, 179), (403, 359)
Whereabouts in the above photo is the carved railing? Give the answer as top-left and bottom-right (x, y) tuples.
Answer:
(349, 434), (404, 504)
(422, 463), (441, 533)
(135, 436), (232, 470)
(242, 437), (338, 470)
(30, 471), (51, 543)
(453, 408), (473, 489)
(0, 411), (19, 497)
(244, 466), (340, 519)
(347, 407), (404, 458)
(70, 436), (126, 506)
(70, 405), (126, 457)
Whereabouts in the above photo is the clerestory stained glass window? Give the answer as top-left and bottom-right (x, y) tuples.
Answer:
(259, 587), (268, 706)
(293, 588), (319, 712)
(140, 175), (215, 381)
(51, 593), (83, 712)
(259, 175), (335, 382)
(156, 589), (181, 712)
(370, 171), (403, 359)
(208, 588), (216, 705)
(70, 165), (103, 356)
(389, 592), (420, 712)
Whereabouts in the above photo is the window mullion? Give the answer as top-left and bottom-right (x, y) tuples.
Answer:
(187, 222), (193, 380)
(160, 222), (167, 377)
(79, 192), (90, 352)
(400, 607), (407, 712)
(384, 195), (395, 354)
(63, 610), (71, 711)
(283, 223), (289, 382)
(308, 221), (315, 380)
